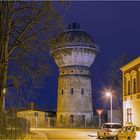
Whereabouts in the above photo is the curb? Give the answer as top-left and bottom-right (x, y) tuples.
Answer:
(23, 133), (32, 140)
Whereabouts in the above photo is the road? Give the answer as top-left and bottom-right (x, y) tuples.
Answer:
(27, 128), (100, 140)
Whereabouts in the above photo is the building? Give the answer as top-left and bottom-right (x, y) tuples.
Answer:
(121, 56), (140, 126)
(50, 23), (100, 127)
(17, 110), (56, 128)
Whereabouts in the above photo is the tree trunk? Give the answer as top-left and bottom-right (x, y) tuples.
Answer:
(0, 2), (10, 112)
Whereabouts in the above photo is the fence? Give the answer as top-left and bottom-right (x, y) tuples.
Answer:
(0, 113), (30, 139)
(26, 116), (106, 129)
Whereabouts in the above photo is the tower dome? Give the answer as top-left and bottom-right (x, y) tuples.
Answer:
(50, 23), (100, 68)
(51, 23), (99, 52)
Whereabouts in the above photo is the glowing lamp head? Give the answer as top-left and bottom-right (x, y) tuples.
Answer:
(106, 92), (112, 97)
(3, 88), (6, 95)
(96, 109), (104, 116)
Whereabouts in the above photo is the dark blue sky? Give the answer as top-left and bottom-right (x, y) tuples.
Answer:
(36, 2), (140, 111)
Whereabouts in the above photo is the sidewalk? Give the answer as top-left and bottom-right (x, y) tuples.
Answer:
(24, 131), (48, 140)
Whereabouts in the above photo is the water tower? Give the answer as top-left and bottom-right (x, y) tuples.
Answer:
(50, 23), (100, 127)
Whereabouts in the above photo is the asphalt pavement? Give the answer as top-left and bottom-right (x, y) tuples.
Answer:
(24, 128), (99, 140)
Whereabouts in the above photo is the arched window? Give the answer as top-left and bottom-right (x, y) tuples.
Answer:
(70, 115), (74, 123)
(128, 81), (131, 95)
(70, 88), (74, 94)
(34, 112), (38, 117)
(131, 70), (137, 94)
(82, 115), (85, 123)
(125, 73), (131, 95)
(133, 78), (136, 93)
(81, 88), (84, 95)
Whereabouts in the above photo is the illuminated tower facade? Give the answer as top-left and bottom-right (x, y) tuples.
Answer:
(50, 23), (100, 127)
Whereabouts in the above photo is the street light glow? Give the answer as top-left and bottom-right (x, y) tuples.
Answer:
(3, 88), (6, 95)
(106, 92), (111, 97)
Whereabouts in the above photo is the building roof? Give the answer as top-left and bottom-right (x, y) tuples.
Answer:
(17, 109), (56, 114)
(120, 56), (140, 72)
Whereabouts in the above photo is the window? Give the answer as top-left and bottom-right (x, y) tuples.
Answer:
(103, 124), (122, 128)
(133, 78), (136, 93)
(131, 70), (137, 94)
(128, 81), (131, 95)
(70, 115), (74, 123)
(70, 88), (73, 94)
(127, 108), (132, 122)
(34, 112), (38, 117)
(61, 89), (64, 95)
(125, 73), (131, 96)
(82, 115), (85, 123)
(81, 88), (84, 95)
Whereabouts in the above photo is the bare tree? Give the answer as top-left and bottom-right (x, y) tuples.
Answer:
(106, 54), (133, 122)
(0, 1), (66, 112)
(107, 55), (132, 108)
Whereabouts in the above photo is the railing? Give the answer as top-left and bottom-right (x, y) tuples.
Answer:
(0, 113), (30, 139)
(26, 116), (106, 129)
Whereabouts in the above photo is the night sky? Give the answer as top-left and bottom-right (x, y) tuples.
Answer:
(35, 2), (140, 112)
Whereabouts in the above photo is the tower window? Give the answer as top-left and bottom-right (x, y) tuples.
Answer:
(81, 88), (84, 95)
(70, 88), (74, 94)
(82, 115), (85, 123)
(70, 115), (74, 123)
(61, 89), (64, 95)
(34, 112), (38, 117)
(60, 115), (63, 124)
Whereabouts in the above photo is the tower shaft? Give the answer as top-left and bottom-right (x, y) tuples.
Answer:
(57, 66), (93, 127)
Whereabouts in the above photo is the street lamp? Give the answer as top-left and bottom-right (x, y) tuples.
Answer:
(106, 92), (112, 123)
(96, 109), (104, 128)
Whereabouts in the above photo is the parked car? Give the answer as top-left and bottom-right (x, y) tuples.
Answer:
(116, 126), (140, 140)
(97, 123), (122, 139)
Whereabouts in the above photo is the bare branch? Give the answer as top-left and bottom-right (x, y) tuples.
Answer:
(8, 9), (43, 56)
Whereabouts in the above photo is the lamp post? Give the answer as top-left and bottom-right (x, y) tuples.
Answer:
(106, 92), (112, 123)
(96, 109), (104, 128)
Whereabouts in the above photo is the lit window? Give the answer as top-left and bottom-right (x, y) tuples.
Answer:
(70, 88), (73, 94)
(127, 108), (132, 122)
(70, 115), (74, 123)
(81, 88), (84, 95)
